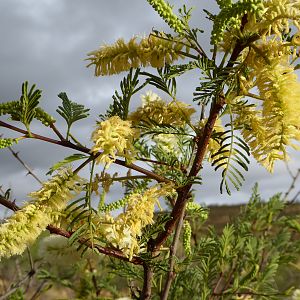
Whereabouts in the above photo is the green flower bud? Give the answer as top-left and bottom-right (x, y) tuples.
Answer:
(0, 138), (18, 149)
(147, 0), (185, 33)
(183, 220), (192, 256)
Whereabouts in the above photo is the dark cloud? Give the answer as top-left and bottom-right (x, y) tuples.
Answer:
(0, 0), (299, 205)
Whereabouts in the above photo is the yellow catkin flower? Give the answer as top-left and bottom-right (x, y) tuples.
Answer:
(101, 183), (176, 260)
(255, 0), (300, 38)
(29, 167), (85, 211)
(153, 133), (180, 154)
(232, 62), (300, 172)
(90, 116), (139, 168)
(0, 205), (51, 259)
(256, 64), (300, 169)
(129, 91), (195, 126)
(218, 0), (300, 52)
(232, 102), (266, 160)
(230, 34), (300, 171)
(86, 34), (186, 76)
(0, 168), (85, 260)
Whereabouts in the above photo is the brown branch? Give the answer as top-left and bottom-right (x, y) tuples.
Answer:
(0, 119), (169, 183)
(0, 195), (143, 265)
(161, 208), (185, 300)
(151, 95), (226, 252)
(141, 263), (153, 300)
(49, 123), (65, 141)
(150, 31), (248, 252)
(7, 146), (43, 185)
(0, 195), (19, 212)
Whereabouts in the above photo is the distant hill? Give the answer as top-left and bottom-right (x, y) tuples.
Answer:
(206, 202), (300, 232)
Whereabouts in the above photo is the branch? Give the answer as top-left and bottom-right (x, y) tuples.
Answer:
(141, 263), (153, 300)
(284, 163), (300, 203)
(0, 119), (169, 183)
(49, 123), (65, 141)
(151, 32), (247, 251)
(151, 95), (226, 251)
(161, 208), (185, 300)
(0, 195), (143, 265)
(0, 271), (33, 300)
(7, 146), (43, 185)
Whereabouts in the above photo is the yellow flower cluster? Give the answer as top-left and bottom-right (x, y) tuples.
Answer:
(90, 116), (139, 168)
(0, 168), (85, 260)
(217, 0), (300, 172)
(29, 167), (84, 211)
(0, 205), (50, 259)
(129, 91), (195, 126)
(253, 65), (300, 170)
(87, 34), (186, 76)
(231, 102), (265, 151)
(153, 133), (180, 154)
(252, 0), (300, 38)
(101, 183), (176, 260)
(231, 36), (300, 171)
(219, 0), (300, 51)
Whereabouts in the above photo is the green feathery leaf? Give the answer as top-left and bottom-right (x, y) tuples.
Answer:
(57, 92), (90, 139)
(141, 65), (177, 98)
(211, 121), (250, 195)
(101, 68), (144, 120)
(46, 153), (88, 175)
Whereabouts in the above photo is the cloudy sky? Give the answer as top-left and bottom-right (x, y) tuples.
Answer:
(0, 0), (300, 209)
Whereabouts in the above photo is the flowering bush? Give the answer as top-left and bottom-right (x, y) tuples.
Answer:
(1, 0), (300, 299)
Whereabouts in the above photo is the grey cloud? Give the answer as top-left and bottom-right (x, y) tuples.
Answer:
(0, 0), (300, 205)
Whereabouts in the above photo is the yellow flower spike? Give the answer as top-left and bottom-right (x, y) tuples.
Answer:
(87, 35), (186, 76)
(100, 183), (176, 260)
(183, 220), (192, 256)
(129, 91), (195, 126)
(29, 167), (86, 210)
(90, 116), (139, 168)
(232, 57), (300, 172)
(0, 168), (86, 260)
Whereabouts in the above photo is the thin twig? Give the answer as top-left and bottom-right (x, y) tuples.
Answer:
(24, 248), (35, 293)
(29, 280), (47, 300)
(7, 146), (43, 185)
(161, 208), (185, 300)
(284, 163), (300, 202)
(0, 271), (33, 300)
(88, 259), (101, 297)
(49, 123), (65, 141)
(141, 263), (153, 300)
(0, 119), (169, 183)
